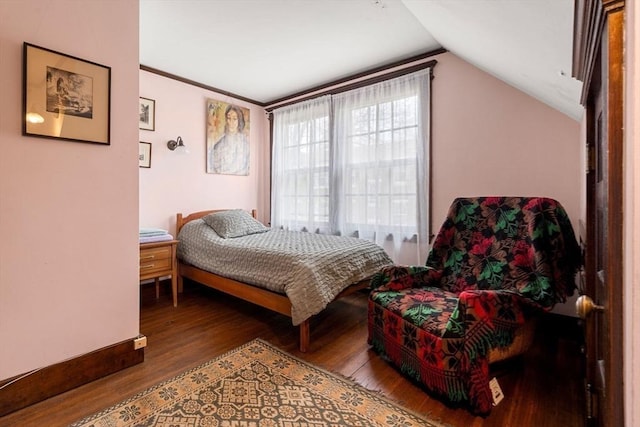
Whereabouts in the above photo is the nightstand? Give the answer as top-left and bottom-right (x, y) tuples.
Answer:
(139, 240), (179, 307)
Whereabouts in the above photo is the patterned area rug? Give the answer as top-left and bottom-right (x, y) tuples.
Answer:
(71, 339), (445, 427)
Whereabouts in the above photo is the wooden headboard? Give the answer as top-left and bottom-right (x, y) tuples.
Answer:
(176, 209), (258, 235)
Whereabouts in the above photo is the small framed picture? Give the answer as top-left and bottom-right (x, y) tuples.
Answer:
(139, 142), (151, 168)
(23, 42), (111, 145)
(139, 97), (155, 131)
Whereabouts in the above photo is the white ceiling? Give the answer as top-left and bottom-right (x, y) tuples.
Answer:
(140, 0), (583, 120)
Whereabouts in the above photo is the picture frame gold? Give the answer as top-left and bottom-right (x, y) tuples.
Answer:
(22, 42), (111, 145)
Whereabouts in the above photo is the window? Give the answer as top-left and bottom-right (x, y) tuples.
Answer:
(272, 96), (331, 233)
(272, 69), (431, 263)
(340, 96), (419, 235)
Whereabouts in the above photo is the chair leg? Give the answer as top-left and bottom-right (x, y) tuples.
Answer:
(155, 277), (160, 299)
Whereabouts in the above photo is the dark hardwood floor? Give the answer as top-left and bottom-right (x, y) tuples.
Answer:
(2, 280), (584, 426)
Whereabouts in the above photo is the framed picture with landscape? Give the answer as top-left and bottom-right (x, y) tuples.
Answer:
(22, 42), (111, 145)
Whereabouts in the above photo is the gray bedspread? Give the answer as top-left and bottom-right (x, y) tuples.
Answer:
(177, 219), (393, 325)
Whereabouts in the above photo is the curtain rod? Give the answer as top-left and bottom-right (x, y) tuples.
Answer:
(265, 58), (438, 112)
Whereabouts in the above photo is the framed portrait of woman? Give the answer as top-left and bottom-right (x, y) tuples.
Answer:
(206, 99), (250, 176)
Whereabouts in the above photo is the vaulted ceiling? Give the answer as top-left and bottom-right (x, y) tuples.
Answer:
(140, 0), (583, 120)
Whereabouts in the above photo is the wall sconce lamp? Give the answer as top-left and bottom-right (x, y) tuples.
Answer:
(167, 136), (188, 152)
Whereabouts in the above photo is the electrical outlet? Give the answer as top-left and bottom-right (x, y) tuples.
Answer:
(133, 335), (147, 350)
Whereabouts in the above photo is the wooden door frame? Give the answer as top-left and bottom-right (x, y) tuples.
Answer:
(573, 0), (625, 425)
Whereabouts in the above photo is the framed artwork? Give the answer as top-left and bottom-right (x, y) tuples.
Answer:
(139, 142), (152, 168)
(139, 97), (155, 131)
(22, 42), (111, 145)
(206, 99), (250, 176)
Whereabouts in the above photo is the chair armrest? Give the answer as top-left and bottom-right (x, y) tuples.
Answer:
(370, 265), (442, 291)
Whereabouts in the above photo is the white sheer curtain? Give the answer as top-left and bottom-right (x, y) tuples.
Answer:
(271, 96), (331, 233)
(331, 69), (430, 264)
(271, 69), (431, 264)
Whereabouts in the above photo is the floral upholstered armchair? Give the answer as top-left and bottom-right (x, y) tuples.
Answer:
(367, 197), (581, 414)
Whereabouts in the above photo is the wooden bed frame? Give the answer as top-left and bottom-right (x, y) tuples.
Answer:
(175, 209), (369, 352)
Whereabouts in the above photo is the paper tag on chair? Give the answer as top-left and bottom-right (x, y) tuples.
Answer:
(489, 377), (504, 406)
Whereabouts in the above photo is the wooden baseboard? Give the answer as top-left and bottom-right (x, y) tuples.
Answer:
(0, 337), (144, 417)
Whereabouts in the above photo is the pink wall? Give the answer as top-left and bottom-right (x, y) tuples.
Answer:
(430, 52), (581, 227)
(139, 70), (270, 235)
(0, 1), (140, 380)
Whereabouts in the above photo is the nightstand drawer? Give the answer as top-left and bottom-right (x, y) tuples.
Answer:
(140, 258), (172, 275)
(140, 246), (171, 263)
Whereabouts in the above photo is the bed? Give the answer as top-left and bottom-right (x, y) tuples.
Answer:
(175, 209), (393, 352)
